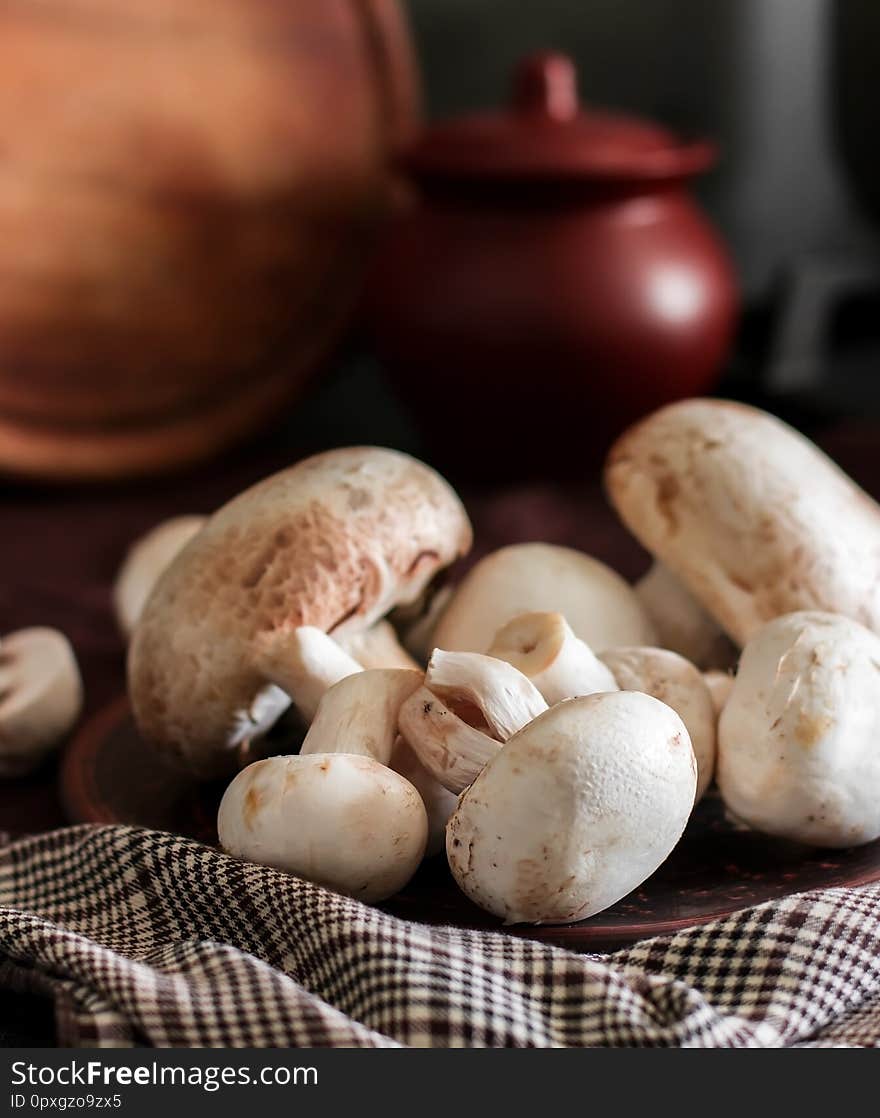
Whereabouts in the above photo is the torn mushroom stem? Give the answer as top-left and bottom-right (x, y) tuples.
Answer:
(301, 668), (424, 764)
(253, 626), (363, 723)
(487, 611), (618, 704)
(424, 649), (547, 741)
(398, 685), (502, 794)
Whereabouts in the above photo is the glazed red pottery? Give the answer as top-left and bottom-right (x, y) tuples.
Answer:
(366, 52), (738, 481)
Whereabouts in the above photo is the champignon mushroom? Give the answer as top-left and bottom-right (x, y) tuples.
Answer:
(218, 753), (428, 903)
(430, 543), (656, 655)
(717, 611), (880, 847)
(129, 447), (471, 776)
(605, 399), (880, 647)
(487, 612), (617, 704)
(0, 628), (83, 776)
(635, 562), (738, 670)
(447, 691), (697, 924)
(599, 646), (716, 802)
(269, 651), (455, 861)
(113, 515), (206, 637)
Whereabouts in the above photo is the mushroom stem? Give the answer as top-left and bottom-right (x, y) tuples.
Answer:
(253, 626), (363, 723)
(393, 584), (455, 664)
(703, 669), (735, 719)
(398, 685), (502, 793)
(301, 668), (423, 764)
(335, 620), (420, 670)
(390, 734), (459, 857)
(424, 650), (548, 741)
(487, 612), (618, 704)
(635, 562), (738, 670)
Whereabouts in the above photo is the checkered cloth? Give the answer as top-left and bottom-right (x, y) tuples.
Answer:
(1, 825), (879, 1047)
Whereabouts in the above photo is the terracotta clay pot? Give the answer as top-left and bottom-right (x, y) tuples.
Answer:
(366, 52), (738, 481)
(0, 0), (418, 480)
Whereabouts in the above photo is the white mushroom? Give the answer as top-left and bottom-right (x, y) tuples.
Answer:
(447, 692), (697, 924)
(423, 649), (547, 740)
(398, 686), (502, 794)
(487, 612), (617, 704)
(599, 646), (716, 802)
(277, 656), (455, 857)
(635, 562), (738, 670)
(431, 543), (656, 654)
(113, 515), (206, 637)
(270, 649), (454, 860)
(300, 668), (423, 765)
(218, 753), (428, 902)
(703, 669), (736, 720)
(390, 735), (459, 857)
(0, 628), (83, 775)
(717, 611), (880, 847)
(130, 446), (470, 777)
(335, 620), (419, 670)
(605, 399), (880, 646)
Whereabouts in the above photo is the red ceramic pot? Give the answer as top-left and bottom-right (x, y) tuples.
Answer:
(366, 52), (738, 481)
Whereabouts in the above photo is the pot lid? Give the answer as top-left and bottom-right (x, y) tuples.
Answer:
(405, 52), (716, 183)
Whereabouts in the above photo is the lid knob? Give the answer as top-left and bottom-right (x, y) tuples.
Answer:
(512, 52), (579, 122)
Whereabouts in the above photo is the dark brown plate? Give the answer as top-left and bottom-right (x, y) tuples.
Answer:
(61, 697), (880, 953)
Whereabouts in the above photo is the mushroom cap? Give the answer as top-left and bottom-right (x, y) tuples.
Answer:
(0, 627), (83, 775)
(114, 515), (207, 637)
(718, 611), (880, 847)
(129, 447), (471, 775)
(605, 399), (880, 647)
(432, 543), (656, 655)
(447, 691), (697, 924)
(600, 646), (716, 802)
(218, 753), (428, 903)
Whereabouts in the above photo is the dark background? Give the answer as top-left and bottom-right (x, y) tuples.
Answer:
(408, 0), (878, 299)
(402, 0), (880, 418)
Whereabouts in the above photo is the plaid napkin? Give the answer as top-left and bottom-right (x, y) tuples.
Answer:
(1, 825), (879, 1048)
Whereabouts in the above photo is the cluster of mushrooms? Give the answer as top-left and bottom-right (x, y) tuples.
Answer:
(4, 398), (880, 927)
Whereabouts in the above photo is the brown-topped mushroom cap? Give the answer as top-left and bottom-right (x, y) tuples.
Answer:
(129, 446), (471, 776)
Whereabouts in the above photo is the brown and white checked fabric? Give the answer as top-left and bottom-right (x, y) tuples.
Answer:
(1, 824), (879, 1048)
